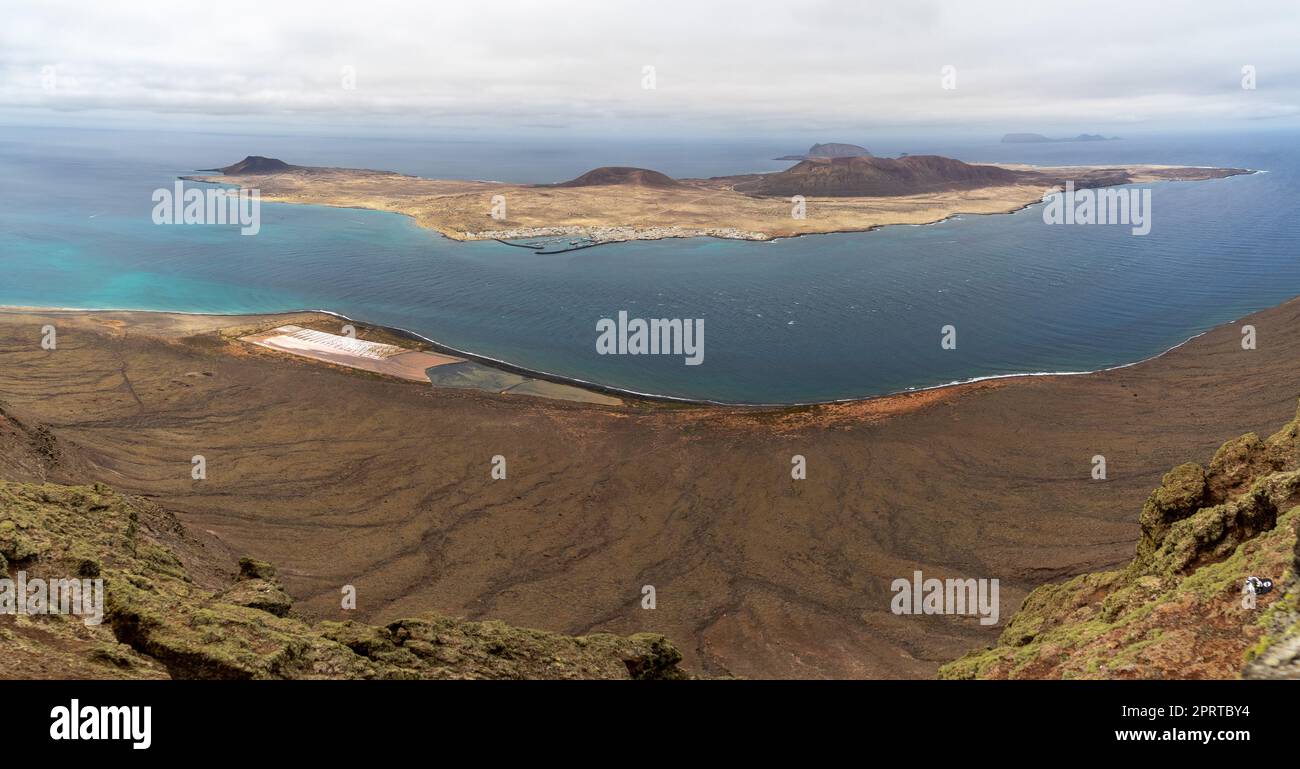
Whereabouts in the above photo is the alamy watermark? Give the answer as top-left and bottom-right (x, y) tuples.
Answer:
(50, 699), (151, 750)
(0, 571), (104, 626)
(596, 310), (704, 365)
(890, 570), (999, 626)
(151, 181), (261, 235)
(1241, 575), (1273, 609)
(1042, 180), (1151, 235)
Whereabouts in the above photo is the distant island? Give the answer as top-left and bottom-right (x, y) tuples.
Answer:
(775, 142), (872, 160)
(197, 155), (298, 174)
(1001, 133), (1120, 143)
(184, 152), (1247, 246)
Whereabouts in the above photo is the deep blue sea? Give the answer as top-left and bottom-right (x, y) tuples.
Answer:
(1, 125), (1297, 403)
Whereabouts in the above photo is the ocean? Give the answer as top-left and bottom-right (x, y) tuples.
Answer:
(1, 125), (1297, 403)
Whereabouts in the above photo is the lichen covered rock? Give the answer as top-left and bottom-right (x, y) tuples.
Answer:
(1242, 515), (1300, 679)
(1135, 462), (1207, 566)
(0, 481), (690, 680)
(941, 401), (1300, 680)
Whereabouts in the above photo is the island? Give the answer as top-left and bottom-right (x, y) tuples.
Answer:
(1001, 132), (1120, 143)
(775, 142), (873, 160)
(183, 152), (1248, 248)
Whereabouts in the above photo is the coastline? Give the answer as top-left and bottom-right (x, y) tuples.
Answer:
(2, 292), (1290, 409)
(5, 291), (1299, 678)
(182, 160), (1253, 248)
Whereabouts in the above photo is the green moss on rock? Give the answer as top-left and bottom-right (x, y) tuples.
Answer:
(941, 401), (1300, 680)
(0, 480), (691, 680)
(237, 556), (277, 581)
(1135, 462), (1207, 566)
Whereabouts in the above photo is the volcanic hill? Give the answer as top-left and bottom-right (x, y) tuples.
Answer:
(203, 156), (297, 175)
(551, 166), (684, 189)
(735, 154), (1024, 197)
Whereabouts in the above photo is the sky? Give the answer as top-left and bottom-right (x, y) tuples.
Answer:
(1, 0), (1297, 139)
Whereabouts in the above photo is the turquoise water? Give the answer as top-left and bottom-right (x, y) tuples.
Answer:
(2, 126), (1298, 403)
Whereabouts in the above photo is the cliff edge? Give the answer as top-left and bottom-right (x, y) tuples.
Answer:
(940, 400), (1300, 679)
(0, 400), (688, 680)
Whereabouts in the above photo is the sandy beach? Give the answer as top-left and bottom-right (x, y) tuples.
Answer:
(2, 298), (1298, 678)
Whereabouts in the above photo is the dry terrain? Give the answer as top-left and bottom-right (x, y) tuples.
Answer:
(941, 403), (1300, 680)
(183, 157), (1248, 245)
(1, 300), (1297, 678)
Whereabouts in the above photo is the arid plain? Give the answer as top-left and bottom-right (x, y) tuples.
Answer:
(2, 298), (1297, 678)
(183, 156), (1246, 245)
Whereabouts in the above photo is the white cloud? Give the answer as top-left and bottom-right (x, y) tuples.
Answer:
(1, 0), (1296, 134)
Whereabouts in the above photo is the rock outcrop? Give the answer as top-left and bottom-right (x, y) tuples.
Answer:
(1242, 529), (1300, 678)
(0, 481), (688, 680)
(0, 400), (92, 483)
(940, 400), (1300, 679)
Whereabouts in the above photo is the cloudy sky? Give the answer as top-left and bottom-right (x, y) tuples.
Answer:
(2, 0), (1297, 137)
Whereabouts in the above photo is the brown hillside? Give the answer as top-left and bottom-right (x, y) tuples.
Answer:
(552, 166), (684, 189)
(735, 155), (1025, 197)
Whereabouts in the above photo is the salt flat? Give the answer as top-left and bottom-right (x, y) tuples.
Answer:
(242, 325), (462, 381)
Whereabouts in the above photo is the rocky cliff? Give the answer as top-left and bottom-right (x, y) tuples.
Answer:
(0, 481), (687, 679)
(941, 401), (1300, 679)
(0, 400), (687, 680)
